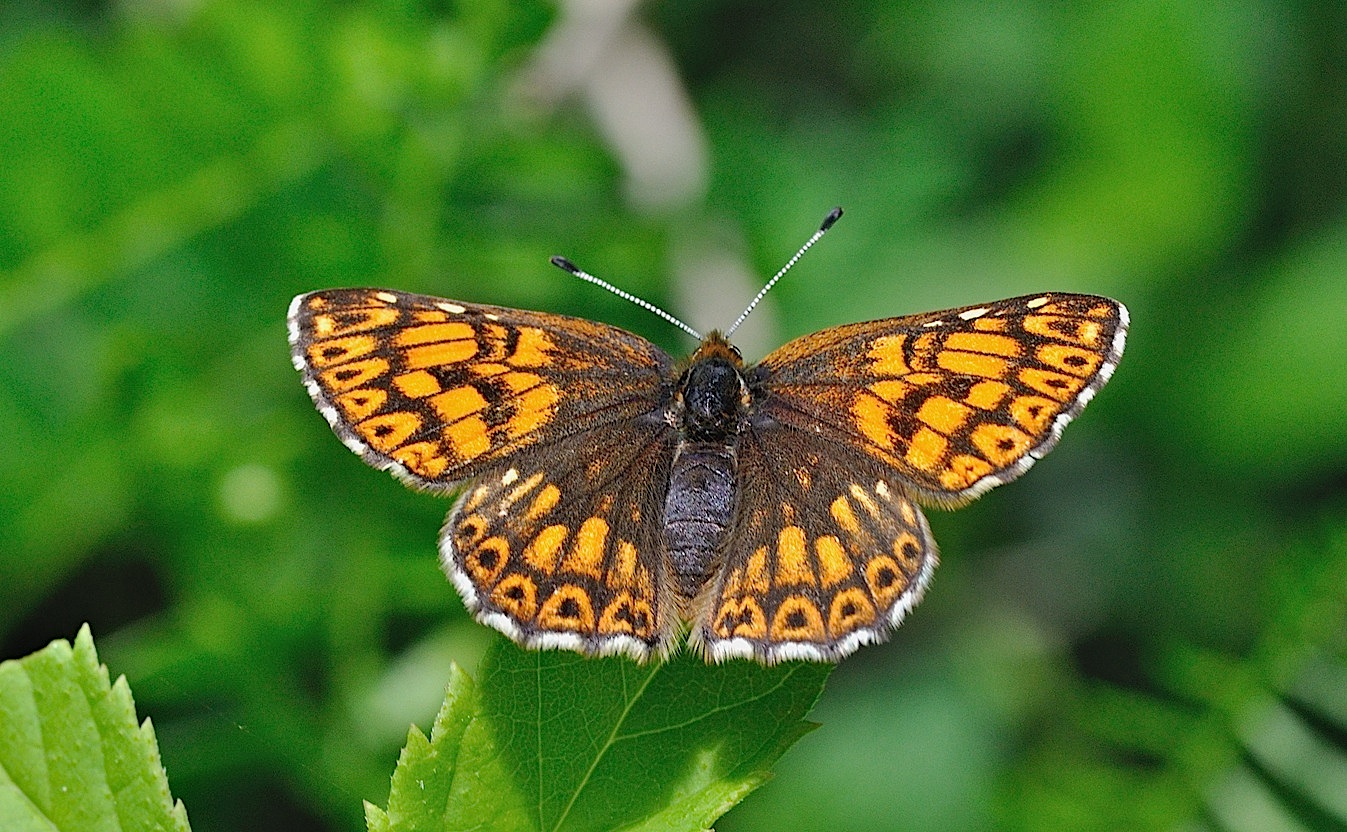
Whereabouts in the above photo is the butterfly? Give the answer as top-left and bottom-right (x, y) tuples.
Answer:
(288, 217), (1127, 664)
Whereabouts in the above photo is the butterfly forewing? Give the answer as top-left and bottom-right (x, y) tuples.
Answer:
(758, 293), (1127, 504)
(288, 288), (674, 489)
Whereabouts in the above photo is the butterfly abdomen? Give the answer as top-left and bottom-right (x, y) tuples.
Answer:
(664, 340), (751, 599)
(664, 441), (738, 598)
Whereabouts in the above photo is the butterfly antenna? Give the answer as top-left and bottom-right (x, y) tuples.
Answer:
(550, 255), (703, 340)
(725, 206), (843, 337)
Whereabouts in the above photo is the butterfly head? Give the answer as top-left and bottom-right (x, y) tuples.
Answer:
(677, 331), (750, 441)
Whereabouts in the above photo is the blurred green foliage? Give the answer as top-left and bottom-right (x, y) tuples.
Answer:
(1, 0), (1344, 830)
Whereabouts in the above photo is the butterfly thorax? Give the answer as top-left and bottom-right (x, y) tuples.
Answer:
(663, 332), (752, 600)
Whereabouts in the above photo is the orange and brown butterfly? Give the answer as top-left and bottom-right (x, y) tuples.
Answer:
(288, 210), (1127, 663)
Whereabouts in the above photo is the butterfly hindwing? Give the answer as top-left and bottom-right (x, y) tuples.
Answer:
(288, 288), (674, 489)
(758, 293), (1127, 504)
(442, 417), (679, 660)
(693, 424), (937, 663)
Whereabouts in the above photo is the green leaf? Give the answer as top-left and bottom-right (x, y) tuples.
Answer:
(369, 639), (832, 832)
(365, 662), (533, 832)
(0, 624), (191, 832)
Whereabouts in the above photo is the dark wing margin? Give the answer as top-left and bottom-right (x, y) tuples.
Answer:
(757, 293), (1128, 505)
(288, 288), (675, 491)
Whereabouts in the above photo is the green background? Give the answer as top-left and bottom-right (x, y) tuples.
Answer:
(2, 1), (1345, 830)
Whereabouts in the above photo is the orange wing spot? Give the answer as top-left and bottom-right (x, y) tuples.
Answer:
(720, 565), (744, 596)
(892, 532), (924, 572)
(407, 335), (480, 369)
(463, 536), (509, 586)
(336, 388), (387, 422)
(770, 596), (827, 642)
(867, 335), (910, 376)
(916, 395), (973, 435)
(525, 483), (562, 523)
(971, 423), (1034, 466)
(502, 472), (543, 507)
(910, 332), (940, 369)
(848, 484), (883, 519)
(508, 327), (555, 367)
(814, 535), (853, 588)
(940, 454), (994, 490)
(864, 555), (909, 605)
(538, 585), (596, 632)
(830, 496), (861, 535)
(1009, 395), (1059, 434)
(393, 321), (476, 347)
(1019, 367), (1086, 402)
(904, 426), (949, 472)
(897, 498), (918, 528)
(356, 411), (422, 453)
(1036, 344), (1103, 377)
(443, 416), (491, 461)
(505, 385), (561, 439)
(430, 386), (489, 423)
(1066, 317), (1099, 343)
(499, 371), (543, 393)
(314, 306), (399, 336)
(391, 442), (448, 479)
(468, 362), (510, 378)
(505, 470), (543, 500)
(936, 349), (1009, 379)
(964, 380), (1012, 410)
(455, 513), (489, 547)
(1024, 314), (1103, 347)
(608, 540), (640, 589)
(868, 379), (912, 404)
(598, 592), (655, 638)
(945, 331), (1023, 358)
(490, 574), (538, 619)
(714, 597), (767, 639)
(308, 335), (377, 368)
(412, 310), (449, 323)
(852, 395), (896, 451)
(522, 524), (569, 573)
(742, 547), (771, 594)
(973, 317), (1008, 332)
(404, 339), (478, 369)
(393, 370), (442, 398)
(773, 526), (814, 587)
(794, 466), (812, 491)
(320, 358), (390, 393)
(827, 588), (877, 636)
(462, 486), (490, 513)
(1023, 314), (1067, 341)
(560, 516), (609, 579)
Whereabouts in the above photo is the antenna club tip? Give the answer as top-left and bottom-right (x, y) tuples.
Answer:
(820, 206), (843, 231)
(550, 255), (579, 274)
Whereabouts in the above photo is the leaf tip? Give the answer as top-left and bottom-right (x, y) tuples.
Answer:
(364, 799), (390, 832)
